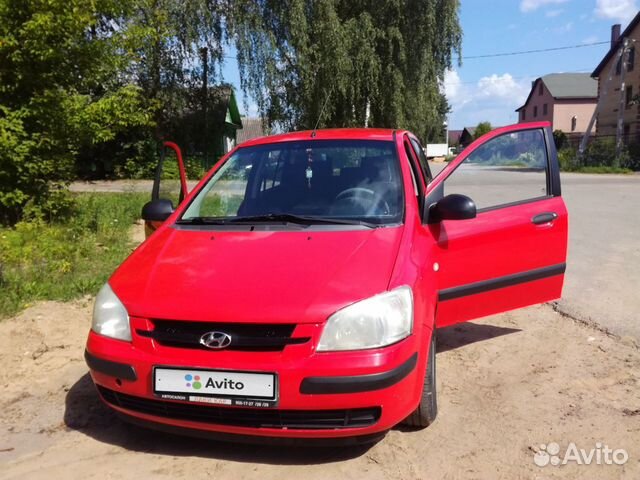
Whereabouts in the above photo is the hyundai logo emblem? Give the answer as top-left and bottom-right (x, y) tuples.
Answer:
(199, 331), (232, 349)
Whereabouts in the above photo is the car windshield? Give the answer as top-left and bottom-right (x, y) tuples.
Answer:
(180, 139), (404, 226)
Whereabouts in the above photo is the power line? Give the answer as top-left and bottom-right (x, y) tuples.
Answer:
(460, 41), (609, 60)
(221, 42), (610, 65)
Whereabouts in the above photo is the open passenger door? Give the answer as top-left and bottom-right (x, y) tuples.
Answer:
(424, 122), (568, 328)
(141, 141), (189, 238)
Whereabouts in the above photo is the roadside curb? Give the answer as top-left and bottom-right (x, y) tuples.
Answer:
(548, 301), (639, 350)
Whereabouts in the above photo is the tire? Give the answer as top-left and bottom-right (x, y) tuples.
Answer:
(402, 329), (437, 428)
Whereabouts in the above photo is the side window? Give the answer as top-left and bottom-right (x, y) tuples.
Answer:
(186, 153), (252, 217)
(410, 138), (433, 183)
(403, 140), (423, 197)
(443, 129), (549, 211)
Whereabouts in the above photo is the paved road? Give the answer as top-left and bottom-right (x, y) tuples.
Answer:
(71, 169), (640, 340)
(557, 172), (640, 339)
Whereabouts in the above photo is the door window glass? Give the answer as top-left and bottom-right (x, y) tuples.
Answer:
(410, 138), (433, 182)
(443, 129), (549, 211)
(154, 151), (185, 207)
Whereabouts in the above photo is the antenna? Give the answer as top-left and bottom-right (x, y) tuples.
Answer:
(311, 88), (333, 137)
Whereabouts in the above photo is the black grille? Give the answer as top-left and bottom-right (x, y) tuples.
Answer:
(137, 320), (309, 352)
(98, 386), (380, 429)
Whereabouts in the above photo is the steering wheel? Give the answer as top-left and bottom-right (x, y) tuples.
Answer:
(333, 187), (391, 215)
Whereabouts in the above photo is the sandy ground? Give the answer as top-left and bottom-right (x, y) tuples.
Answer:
(1, 299), (639, 480)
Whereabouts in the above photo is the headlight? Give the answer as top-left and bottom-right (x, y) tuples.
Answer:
(92, 283), (131, 341)
(317, 286), (413, 351)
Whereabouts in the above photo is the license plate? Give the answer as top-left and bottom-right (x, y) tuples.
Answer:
(154, 367), (277, 408)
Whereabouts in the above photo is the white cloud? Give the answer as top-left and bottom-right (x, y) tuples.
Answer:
(444, 70), (531, 128)
(594, 0), (638, 23)
(582, 35), (599, 44)
(520, 0), (569, 13)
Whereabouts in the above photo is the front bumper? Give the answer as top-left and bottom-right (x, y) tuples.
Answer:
(85, 321), (428, 439)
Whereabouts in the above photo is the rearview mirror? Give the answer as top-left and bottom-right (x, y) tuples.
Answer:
(141, 199), (174, 222)
(428, 194), (476, 223)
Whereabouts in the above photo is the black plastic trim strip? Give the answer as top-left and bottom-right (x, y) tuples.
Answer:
(85, 350), (137, 381)
(300, 352), (418, 394)
(438, 263), (566, 302)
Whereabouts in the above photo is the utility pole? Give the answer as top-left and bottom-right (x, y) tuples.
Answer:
(201, 47), (208, 167)
(615, 38), (630, 162)
(578, 45), (627, 161)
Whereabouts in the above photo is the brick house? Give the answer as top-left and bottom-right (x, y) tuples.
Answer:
(516, 73), (597, 135)
(591, 14), (639, 144)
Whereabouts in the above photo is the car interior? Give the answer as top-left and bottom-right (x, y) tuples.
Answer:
(237, 150), (403, 220)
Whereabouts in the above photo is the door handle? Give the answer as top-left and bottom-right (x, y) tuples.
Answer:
(532, 212), (558, 225)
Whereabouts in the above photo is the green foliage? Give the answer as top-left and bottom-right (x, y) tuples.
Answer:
(232, 0), (462, 141)
(1, 0), (463, 226)
(473, 121), (492, 140)
(0, 0), (155, 224)
(582, 138), (630, 169)
(622, 142), (640, 171)
(0, 193), (148, 317)
(558, 148), (579, 171)
(570, 166), (632, 174)
(559, 140), (637, 172)
(553, 130), (568, 150)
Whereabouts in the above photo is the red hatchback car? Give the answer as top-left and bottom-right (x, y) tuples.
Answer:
(85, 122), (567, 443)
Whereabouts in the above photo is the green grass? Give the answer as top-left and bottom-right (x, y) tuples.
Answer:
(562, 166), (633, 174)
(0, 192), (149, 317)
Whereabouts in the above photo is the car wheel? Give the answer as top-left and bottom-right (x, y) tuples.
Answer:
(402, 329), (437, 428)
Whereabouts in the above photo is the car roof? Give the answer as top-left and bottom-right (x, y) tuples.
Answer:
(237, 128), (399, 148)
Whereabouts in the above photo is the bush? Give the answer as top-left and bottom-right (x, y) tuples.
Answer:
(558, 148), (579, 171)
(625, 143), (640, 171)
(0, 192), (148, 317)
(558, 139), (638, 172)
(582, 138), (629, 168)
(553, 130), (568, 150)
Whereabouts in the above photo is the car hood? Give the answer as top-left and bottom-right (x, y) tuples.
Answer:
(110, 225), (404, 324)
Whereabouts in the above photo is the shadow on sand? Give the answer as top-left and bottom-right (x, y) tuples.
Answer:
(64, 373), (374, 464)
(436, 321), (521, 353)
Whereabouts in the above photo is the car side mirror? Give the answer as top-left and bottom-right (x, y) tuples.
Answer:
(141, 199), (174, 222)
(428, 194), (476, 223)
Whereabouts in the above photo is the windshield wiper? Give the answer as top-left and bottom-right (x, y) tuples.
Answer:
(177, 213), (379, 228)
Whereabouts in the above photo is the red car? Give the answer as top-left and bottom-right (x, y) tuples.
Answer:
(85, 122), (567, 443)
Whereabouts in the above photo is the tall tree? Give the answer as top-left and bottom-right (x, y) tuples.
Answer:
(117, 0), (231, 135)
(232, 0), (461, 141)
(0, 0), (152, 223)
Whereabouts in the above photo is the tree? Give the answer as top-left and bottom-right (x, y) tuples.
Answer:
(232, 0), (461, 141)
(0, 0), (153, 223)
(473, 121), (492, 139)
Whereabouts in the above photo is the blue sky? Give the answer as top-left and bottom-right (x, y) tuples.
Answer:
(219, 0), (638, 130)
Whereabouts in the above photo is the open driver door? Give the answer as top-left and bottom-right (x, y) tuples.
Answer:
(141, 141), (189, 239)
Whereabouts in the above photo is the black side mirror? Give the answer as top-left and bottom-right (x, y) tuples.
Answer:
(428, 194), (476, 223)
(142, 199), (174, 222)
